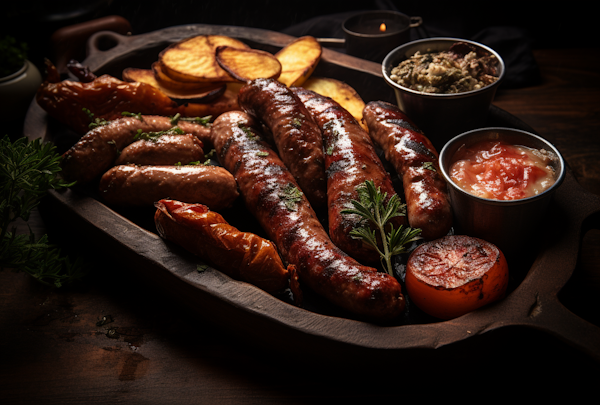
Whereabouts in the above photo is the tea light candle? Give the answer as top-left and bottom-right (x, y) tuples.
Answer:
(342, 11), (422, 62)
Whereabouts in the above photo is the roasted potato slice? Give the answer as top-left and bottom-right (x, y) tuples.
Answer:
(215, 46), (282, 82)
(151, 62), (227, 92)
(302, 77), (367, 131)
(275, 36), (322, 87)
(158, 35), (250, 83)
(122, 67), (226, 103)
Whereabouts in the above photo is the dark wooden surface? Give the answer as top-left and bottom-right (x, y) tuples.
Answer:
(2, 46), (599, 402)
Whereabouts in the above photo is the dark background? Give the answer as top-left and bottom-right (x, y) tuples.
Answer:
(1, 0), (595, 74)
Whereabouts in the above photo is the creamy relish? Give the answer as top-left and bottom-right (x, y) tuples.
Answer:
(449, 140), (558, 200)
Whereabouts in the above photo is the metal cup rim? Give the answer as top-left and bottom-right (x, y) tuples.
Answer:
(382, 37), (506, 98)
(438, 127), (566, 206)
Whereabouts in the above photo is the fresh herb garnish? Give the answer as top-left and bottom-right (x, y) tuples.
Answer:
(256, 151), (269, 157)
(238, 123), (258, 140)
(171, 113), (212, 127)
(83, 108), (110, 129)
(121, 111), (144, 121)
(135, 126), (185, 142)
(0, 135), (86, 287)
(341, 180), (421, 276)
(422, 161), (436, 172)
(279, 183), (303, 211)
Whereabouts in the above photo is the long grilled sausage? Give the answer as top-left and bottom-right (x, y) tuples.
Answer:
(363, 101), (452, 240)
(237, 78), (327, 209)
(292, 88), (407, 264)
(98, 165), (238, 209)
(115, 133), (205, 166)
(61, 115), (211, 185)
(211, 110), (405, 322)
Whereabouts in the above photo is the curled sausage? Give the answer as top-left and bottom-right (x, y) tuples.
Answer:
(211, 110), (405, 322)
(99, 164), (238, 209)
(363, 101), (452, 240)
(115, 133), (205, 166)
(292, 87), (406, 264)
(237, 78), (327, 209)
(154, 199), (293, 294)
(61, 115), (211, 185)
(36, 60), (237, 135)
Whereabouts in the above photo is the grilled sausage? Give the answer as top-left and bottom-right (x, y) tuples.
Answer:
(115, 133), (205, 166)
(363, 101), (452, 240)
(237, 78), (327, 209)
(61, 115), (211, 185)
(211, 110), (405, 322)
(154, 199), (292, 294)
(292, 87), (407, 264)
(98, 164), (238, 209)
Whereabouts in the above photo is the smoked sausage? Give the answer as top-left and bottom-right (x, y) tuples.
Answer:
(115, 133), (205, 166)
(237, 78), (327, 209)
(211, 110), (405, 322)
(363, 101), (452, 240)
(293, 87), (406, 264)
(61, 115), (211, 185)
(99, 164), (238, 209)
(154, 199), (292, 294)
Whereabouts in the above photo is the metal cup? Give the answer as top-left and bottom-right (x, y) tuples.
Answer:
(438, 127), (565, 258)
(382, 37), (505, 150)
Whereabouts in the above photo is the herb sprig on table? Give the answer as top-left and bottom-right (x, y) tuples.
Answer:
(0, 135), (85, 287)
(341, 180), (422, 276)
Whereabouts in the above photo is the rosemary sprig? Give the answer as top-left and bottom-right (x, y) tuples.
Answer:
(341, 180), (421, 276)
(0, 135), (85, 287)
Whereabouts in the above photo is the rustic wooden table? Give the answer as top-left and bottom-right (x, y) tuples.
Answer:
(1, 47), (599, 403)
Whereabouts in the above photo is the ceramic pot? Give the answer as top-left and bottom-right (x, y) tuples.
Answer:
(0, 60), (43, 122)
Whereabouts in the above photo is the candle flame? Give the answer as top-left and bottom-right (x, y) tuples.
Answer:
(380, 23), (386, 32)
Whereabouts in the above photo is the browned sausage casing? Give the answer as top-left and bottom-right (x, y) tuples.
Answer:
(292, 88), (406, 264)
(61, 115), (211, 185)
(99, 165), (238, 209)
(154, 199), (291, 294)
(115, 133), (205, 166)
(363, 101), (452, 240)
(211, 110), (405, 322)
(237, 78), (327, 209)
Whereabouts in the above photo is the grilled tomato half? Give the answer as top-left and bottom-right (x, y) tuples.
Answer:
(405, 235), (509, 320)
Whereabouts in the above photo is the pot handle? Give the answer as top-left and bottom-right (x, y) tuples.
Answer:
(50, 15), (132, 75)
(409, 16), (423, 29)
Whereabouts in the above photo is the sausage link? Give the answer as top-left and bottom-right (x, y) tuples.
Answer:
(292, 88), (406, 264)
(61, 115), (211, 185)
(98, 165), (238, 209)
(237, 78), (327, 209)
(115, 133), (205, 166)
(154, 199), (291, 294)
(211, 110), (405, 322)
(363, 101), (452, 240)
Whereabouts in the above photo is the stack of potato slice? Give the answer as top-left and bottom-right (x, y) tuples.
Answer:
(121, 34), (367, 127)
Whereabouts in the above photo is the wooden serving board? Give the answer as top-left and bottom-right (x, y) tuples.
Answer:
(24, 24), (600, 365)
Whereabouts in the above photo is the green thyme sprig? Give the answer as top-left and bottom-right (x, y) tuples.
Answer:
(170, 113), (212, 126)
(83, 108), (110, 129)
(134, 126), (185, 142)
(341, 180), (421, 276)
(279, 183), (303, 211)
(0, 135), (85, 287)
